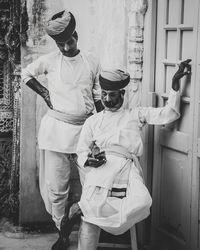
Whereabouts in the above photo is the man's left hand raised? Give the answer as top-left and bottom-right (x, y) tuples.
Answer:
(172, 59), (191, 91)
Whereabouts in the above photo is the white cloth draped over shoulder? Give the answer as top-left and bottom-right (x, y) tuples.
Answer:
(77, 88), (180, 235)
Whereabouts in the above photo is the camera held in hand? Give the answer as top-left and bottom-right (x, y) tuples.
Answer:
(92, 145), (107, 163)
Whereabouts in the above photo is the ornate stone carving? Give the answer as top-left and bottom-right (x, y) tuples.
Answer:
(0, 11), (9, 62)
(0, 138), (14, 218)
(21, 1), (29, 46)
(10, 66), (21, 222)
(127, 0), (148, 108)
(0, 0), (24, 222)
(0, 1), (13, 134)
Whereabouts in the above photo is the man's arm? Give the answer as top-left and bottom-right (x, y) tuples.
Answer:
(89, 54), (104, 112)
(94, 100), (104, 112)
(137, 59), (191, 125)
(77, 117), (105, 169)
(21, 55), (53, 109)
(26, 78), (53, 109)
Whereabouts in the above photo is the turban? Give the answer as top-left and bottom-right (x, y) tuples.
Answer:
(46, 10), (76, 42)
(99, 69), (130, 90)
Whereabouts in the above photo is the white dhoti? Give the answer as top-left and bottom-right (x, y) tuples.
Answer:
(39, 150), (76, 229)
(38, 110), (91, 229)
(79, 147), (152, 235)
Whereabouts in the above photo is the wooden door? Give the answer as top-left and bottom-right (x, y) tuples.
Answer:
(193, 3), (200, 250)
(151, 0), (200, 250)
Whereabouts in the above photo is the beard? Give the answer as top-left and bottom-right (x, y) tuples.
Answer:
(62, 48), (77, 56)
(103, 101), (115, 108)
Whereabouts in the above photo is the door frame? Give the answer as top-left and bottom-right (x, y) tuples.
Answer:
(191, 2), (200, 249)
(141, 0), (157, 246)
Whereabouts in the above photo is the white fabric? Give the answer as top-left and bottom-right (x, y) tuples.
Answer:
(46, 10), (71, 35)
(22, 50), (101, 153)
(79, 154), (152, 235)
(78, 221), (100, 250)
(100, 69), (129, 82)
(39, 150), (75, 229)
(77, 88), (180, 234)
(47, 109), (91, 125)
(77, 88), (180, 167)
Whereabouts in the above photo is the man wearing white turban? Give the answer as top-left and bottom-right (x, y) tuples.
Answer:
(21, 9), (104, 250)
(60, 60), (191, 250)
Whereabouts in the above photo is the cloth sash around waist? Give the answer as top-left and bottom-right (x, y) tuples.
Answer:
(47, 109), (92, 125)
(103, 145), (144, 179)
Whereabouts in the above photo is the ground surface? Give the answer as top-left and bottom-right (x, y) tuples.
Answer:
(0, 231), (78, 250)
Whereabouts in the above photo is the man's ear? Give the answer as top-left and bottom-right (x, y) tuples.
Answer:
(120, 89), (125, 97)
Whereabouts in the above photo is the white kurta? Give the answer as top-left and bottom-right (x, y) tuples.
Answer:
(77, 88), (180, 235)
(22, 50), (101, 229)
(22, 50), (101, 153)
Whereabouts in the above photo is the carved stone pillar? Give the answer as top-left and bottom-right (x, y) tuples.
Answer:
(127, 0), (148, 108)
(126, 0), (149, 246)
(0, 0), (15, 221)
(0, 0), (27, 223)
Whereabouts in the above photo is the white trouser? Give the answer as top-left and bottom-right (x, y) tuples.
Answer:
(78, 220), (101, 250)
(39, 150), (77, 229)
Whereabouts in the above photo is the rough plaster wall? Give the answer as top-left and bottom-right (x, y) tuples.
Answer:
(20, 0), (52, 223)
(43, 0), (128, 68)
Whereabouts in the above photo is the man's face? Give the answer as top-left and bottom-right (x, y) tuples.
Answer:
(101, 89), (125, 111)
(56, 33), (78, 57)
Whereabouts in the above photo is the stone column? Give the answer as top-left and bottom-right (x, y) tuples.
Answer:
(0, 0), (22, 223)
(126, 0), (149, 246)
(127, 0), (148, 108)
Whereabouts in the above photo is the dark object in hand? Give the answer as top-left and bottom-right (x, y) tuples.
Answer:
(85, 145), (107, 168)
(94, 151), (106, 162)
(92, 144), (106, 162)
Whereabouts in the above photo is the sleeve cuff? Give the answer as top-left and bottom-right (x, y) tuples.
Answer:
(21, 68), (35, 84)
(77, 153), (88, 169)
(22, 76), (33, 84)
(167, 88), (181, 115)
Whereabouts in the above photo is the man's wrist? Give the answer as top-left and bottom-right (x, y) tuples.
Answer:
(172, 81), (179, 91)
(42, 90), (50, 99)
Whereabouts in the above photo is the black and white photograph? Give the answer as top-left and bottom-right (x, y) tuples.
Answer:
(0, 0), (197, 250)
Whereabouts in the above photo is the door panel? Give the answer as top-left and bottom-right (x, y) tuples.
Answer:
(167, 0), (179, 25)
(151, 0), (200, 250)
(195, 5), (200, 250)
(160, 149), (189, 240)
